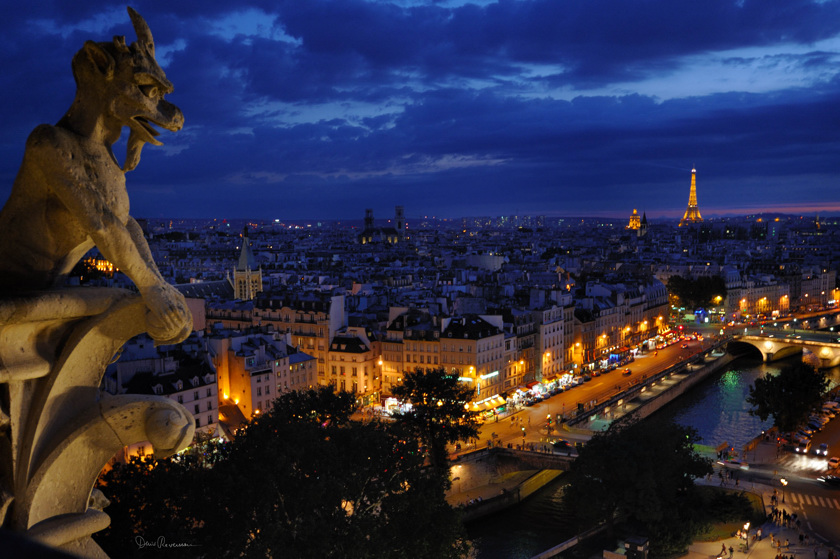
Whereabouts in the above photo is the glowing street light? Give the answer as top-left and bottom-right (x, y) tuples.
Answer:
(743, 522), (750, 550)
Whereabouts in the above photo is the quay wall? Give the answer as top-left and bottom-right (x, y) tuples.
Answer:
(566, 340), (734, 428)
(519, 469), (564, 500)
(627, 353), (736, 422)
(458, 469), (563, 523)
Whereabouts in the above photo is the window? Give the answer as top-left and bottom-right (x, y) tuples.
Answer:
(265, 386), (270, 395)
(194, 404), (199, 414)
(195, 417), (201, 428)
(193, 391), (199, 400)
(257, 387), (262, 396)
(206, 388), (212, 397)
(206, 401), (212, 411)
(177, 395), (183, 404)
(207, 415), (213, 425)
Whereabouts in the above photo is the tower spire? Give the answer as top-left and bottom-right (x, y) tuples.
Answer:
(679, 167), (703, 226)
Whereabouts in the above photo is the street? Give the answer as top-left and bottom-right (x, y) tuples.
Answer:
(469, 334), (713, 450)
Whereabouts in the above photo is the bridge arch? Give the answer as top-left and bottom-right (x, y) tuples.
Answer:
(726, 341), (763, 361)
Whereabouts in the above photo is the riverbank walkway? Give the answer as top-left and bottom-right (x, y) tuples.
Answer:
(448, 439), (840, 558)
(686, 440), (840, 559)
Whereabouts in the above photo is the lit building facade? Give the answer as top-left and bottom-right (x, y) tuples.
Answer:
(534, 304), (565, 380)
(380, 307), (439, 396)
(327, 327), (380, 405)
(725, 279), (790, 319)
(252, 291), (346, 379)
(209, 329), (316, 419)
(440, 315), (505, 400)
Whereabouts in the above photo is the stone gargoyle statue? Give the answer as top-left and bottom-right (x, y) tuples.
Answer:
(0, 7), (195, 557)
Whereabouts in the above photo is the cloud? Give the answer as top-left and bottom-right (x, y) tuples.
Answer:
(1, 0), (839, 219)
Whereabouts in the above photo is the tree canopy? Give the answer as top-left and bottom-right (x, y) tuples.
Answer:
(562, 417), (712, 557)
(747, 362), (829, 434)
(667, 275), (727, 311)
(391, 367), (481, 472)
(96, 386), (470, 558)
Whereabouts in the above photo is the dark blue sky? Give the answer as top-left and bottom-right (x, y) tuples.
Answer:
(2, 1), (840, 221)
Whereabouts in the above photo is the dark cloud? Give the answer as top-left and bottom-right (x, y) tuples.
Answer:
(1, 0), (839, 219)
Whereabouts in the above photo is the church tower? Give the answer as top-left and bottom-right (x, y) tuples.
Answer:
(231, 227), (262, 300)
(395, 205), (405, 239)
(678, 167), (703, 226)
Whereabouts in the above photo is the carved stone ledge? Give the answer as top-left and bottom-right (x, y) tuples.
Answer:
(0, 287), (194, 557)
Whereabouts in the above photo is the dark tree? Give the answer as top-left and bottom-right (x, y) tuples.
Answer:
(562, 418), (712, 557)
(747, 362), (829, 434)
(391, 367), (481, 472)
(95, 455), (205, 557)
(96, 386), (470, 559)
(667, 275), (727, 310)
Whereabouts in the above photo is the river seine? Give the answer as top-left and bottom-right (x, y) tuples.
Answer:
(465, 356), (840, 559)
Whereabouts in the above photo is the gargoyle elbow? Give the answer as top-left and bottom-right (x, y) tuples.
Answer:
(100, 394), (195, 459)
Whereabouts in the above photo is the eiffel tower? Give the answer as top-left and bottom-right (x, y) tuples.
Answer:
(679, 167), (703, 226)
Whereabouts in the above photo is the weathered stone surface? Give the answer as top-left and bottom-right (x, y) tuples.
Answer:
(0, 8), (195, 557)
(0, 6), (191, 345)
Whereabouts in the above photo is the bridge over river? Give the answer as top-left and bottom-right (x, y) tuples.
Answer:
(731, 326), (840, 368)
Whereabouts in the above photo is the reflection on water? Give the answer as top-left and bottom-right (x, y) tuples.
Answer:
(657, 357), (774, 450)
(657, 357), (840, 451)
(467, 357), (840, 558)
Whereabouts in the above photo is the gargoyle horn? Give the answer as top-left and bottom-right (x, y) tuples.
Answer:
(128, 6), (154, 58)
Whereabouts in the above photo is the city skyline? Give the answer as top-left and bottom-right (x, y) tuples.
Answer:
(2, 1), (840, 220)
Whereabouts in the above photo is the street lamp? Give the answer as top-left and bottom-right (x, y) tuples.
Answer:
(743, 522), (750, 550)
(780, 478), (787, 504)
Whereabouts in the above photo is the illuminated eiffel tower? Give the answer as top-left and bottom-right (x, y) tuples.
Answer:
(678, 167), (703, 226)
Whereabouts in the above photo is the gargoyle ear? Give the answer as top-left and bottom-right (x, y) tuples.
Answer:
(81, 40), (115, 79)
(113, 35), (130, 54)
